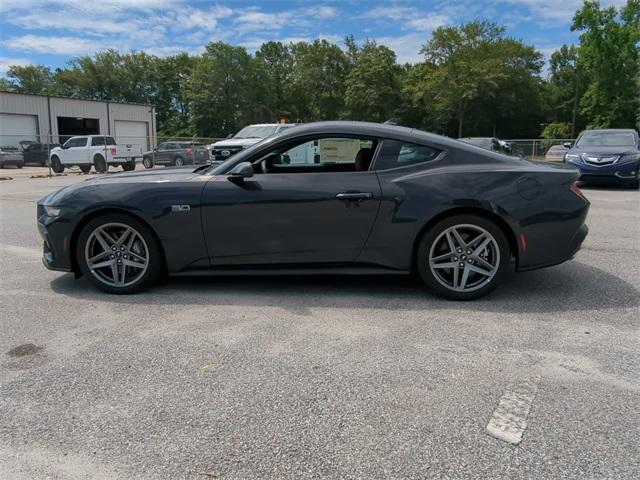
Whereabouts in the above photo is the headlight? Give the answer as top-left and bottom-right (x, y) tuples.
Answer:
(564, 153), (579, 162)
(44, 206), (62, 217)
(621, 153), (640, 162)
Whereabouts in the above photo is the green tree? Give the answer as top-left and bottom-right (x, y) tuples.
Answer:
(418, 21), (543, 138)
(541, 122), (572, 139)
(6, 65), (56, 94)
(344, 40), (401, 122)
(572, 0), (640, 128)
(184, 42), (257, 137)
(546, 45), (587, 136)
(289, 40), (349, 121)
(254, 41), (295, 121)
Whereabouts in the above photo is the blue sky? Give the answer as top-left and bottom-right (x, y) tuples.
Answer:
(0, 0), (627, 76)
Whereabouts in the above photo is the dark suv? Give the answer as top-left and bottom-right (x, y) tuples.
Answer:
(563, 129), (640, 189)
(142, 141), (209, 168)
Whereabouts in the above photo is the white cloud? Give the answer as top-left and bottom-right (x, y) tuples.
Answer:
(503, 0), (627, 23)
(362, 5), (449, 32)
(3, 35), (105, 55)
(0, 56), (32, 75)
(375, 32), (429, 64)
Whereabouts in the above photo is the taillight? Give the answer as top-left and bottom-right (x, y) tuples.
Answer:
(110, 147), (116, 155)
(570, 181), (588, 201)
(186, 148), (193, 155)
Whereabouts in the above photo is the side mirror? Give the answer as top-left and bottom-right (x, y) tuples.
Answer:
(563, 142), (574, 148)
(226, 133), (234, 139)
(228, 161), (253, 180)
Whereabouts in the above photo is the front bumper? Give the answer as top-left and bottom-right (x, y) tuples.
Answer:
(37, 205), (74, 272)
(569, 158), (639, 181)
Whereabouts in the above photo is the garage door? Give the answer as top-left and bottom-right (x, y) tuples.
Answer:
(114, 120), (149, 150)
(0, 113), (39, 147)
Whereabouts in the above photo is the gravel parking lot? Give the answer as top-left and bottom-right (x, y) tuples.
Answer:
(1, 166), (638, 480)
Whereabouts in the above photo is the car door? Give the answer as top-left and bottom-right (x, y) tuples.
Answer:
(200, 136), (382, 266)
(62, 137), (86, 164)
(155, 143), (170, 164)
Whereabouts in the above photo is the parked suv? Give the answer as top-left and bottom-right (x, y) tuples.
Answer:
(20, 141), (60, 166)
(563, 129), (640, 188)
(209, 123), (296, 162)
(142, 141), (209, 168)
(458, 137), (521, 156)
(0, 145), (24, 168)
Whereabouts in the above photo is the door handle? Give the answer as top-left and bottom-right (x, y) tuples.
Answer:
(336, 192), (373, 200)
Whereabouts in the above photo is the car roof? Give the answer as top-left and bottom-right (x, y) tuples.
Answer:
(579, 129), (638, 134)
(273, 121), (466, 149)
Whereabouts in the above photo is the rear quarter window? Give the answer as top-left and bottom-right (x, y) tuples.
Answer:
(373, 140), (441, 170)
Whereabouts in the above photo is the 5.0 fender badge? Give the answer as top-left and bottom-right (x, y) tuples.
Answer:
(171, 205), (191, 212)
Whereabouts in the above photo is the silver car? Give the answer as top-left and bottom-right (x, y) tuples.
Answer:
(0, 146), (25, 169)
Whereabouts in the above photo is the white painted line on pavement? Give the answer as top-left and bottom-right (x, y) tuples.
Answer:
(486, 375), (541, 445)
(0, 243), (41, 259)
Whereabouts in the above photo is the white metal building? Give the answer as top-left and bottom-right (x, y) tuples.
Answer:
(0, 91), (155, 149)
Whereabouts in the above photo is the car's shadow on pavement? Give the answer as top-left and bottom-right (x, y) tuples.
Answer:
(50, 260), (639, 315)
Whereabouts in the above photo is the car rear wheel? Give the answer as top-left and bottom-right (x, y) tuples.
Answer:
(174, 156), (183, 167)
(416, 214), (510, 300)
(51, 155), (64, 173)
(142, 156), (153, 169)
(76, 214), (163, 294)
(122, 162), (136, 171)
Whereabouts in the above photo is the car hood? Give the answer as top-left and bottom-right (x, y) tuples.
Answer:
(39, 167), (203, 206)
(211, 138), (262, 148)
(569, 146), (638, 157)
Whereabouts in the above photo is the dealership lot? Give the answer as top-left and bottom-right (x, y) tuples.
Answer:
(1, 167), (638, 479)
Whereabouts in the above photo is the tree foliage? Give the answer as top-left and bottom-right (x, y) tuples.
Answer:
(2, 1), (638, 139)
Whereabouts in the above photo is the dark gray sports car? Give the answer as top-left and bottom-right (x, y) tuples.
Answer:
(37, 121), (589, 300)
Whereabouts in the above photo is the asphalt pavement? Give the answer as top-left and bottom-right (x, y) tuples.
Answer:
(1, 166), (638, 479)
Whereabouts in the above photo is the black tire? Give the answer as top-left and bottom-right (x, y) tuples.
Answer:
(79, 164), (91, 174)
(51, 155), (64, 173)
(93, 155), (107, 173)
(17, 163), (24, 169)
(142, 156), (153, 169)
(626, 179), (639, 190)
(416, 214), (511, 300)
(122, 162), (136, 171)
(174, 156), (184, 167)
(76, 213), (164, 294)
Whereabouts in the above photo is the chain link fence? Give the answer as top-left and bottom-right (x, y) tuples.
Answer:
(504, 138), (574, 161)
(1, 131), (574, 174)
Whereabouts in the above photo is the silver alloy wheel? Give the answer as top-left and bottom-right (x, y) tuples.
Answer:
(428, 224), (500, 293)
(143, 157), (152, 168)
(84, 222), (149, 287)
(175, 157), (183, 166)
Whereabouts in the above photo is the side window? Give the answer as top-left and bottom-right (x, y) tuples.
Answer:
(67, 137), (86, 148)
(373, 140), (440, 170)
(105, 137), (116, 146)
(92, 137), (105, 146)
(254, 137), (376, 173)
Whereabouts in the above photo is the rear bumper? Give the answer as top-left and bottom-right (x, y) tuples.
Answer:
(0, 155), (25, 166)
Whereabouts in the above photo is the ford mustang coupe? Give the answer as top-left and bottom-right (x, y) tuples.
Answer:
(37, 122), (589, 300)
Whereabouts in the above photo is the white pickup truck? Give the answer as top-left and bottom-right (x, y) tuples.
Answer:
(49, 135), (143, 173)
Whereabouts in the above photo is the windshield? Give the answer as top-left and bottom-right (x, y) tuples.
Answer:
(576, 131), (636, 147)
(234, 125), (277, 139)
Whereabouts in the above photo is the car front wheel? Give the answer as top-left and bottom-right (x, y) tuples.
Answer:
(416, 214), (510, 300)
(142, 156), (153, 169)
(76, 214), (164, 294)
(174, 156), (183, 167)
